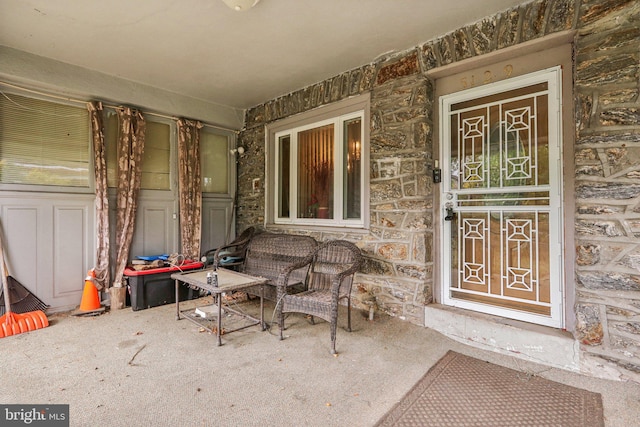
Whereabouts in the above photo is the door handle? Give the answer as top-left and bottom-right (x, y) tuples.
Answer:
(444, 202), (456, 221)
(445, 207), (456, 221)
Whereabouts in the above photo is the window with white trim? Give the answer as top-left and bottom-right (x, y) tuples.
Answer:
(200, 129), (231, 195)
(105, 112), (172, 190)
(0, 92), (91, 188)
(267, 94), (369, 228)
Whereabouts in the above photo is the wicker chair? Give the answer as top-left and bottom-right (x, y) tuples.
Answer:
(241, 232), (317, 301)
(277, 240), (362, 354)
(202, 226), (258, 269)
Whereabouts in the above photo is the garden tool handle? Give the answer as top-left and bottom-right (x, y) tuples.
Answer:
(0, 231), (13, 315)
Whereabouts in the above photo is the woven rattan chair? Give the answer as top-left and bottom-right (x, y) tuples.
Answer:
(241, 232), (318, 301)
(203, 226), (258, 269)
(277, 240), (362, 354)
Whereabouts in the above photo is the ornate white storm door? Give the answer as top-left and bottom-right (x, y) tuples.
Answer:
(440, 68), (564, 328)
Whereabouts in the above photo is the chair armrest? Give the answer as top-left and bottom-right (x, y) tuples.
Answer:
(211, 235), (254, 268)
(329, 261), (361, 294)
(201, 227), (258, 268)
(212, 244), (239, 267)
(275, 252), (315, 297)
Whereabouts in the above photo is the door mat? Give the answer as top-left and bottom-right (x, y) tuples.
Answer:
(375, 350), (604, 427)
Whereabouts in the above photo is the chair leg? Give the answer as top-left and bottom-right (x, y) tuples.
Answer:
(279, 311), (285, 341)
(330, 318), (337, 354)
(347, 303), (352, 332)
(309, 315), (315, 325)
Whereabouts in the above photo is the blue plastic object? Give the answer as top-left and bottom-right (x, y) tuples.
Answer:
(220, 256), (243, 265)
(136, 254), (169, 261)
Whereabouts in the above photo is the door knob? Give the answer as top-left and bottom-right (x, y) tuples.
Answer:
(445, 207), (456, 221)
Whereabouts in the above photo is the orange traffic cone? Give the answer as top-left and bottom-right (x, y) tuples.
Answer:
(72, 269), (105, 316)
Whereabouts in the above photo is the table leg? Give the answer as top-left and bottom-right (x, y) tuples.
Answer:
(175, 279), (180, 320)
(216, 292), (222, 346)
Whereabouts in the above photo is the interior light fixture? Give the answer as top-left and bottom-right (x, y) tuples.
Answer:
(222, 0), (260, 12)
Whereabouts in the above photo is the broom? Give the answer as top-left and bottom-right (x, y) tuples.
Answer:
(0, 230), (49, 338)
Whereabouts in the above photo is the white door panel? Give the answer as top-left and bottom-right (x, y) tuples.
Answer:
(128, 199), (178, 258)
(201, 199), (234, 255)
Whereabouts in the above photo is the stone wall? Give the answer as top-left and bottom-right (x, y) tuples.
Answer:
(240, 56), (431, 325)
(238, 0), (640, 380)
(573, 0), (640, 380)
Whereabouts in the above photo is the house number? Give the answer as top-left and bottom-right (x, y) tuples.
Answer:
(460, 64), (514, 89)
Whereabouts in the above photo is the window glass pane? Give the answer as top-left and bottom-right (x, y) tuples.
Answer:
(451, 83), (549, 191)
(142, 121), (170, 190)
(105, 112), (118, 188)
(344, 118), (362, 219)
(105, 115), (171, 190)
(0, 93), (90, 187)
(278, 135), (290, 218)
(201, 132), (228, 193)
(297, 124), (334, 219)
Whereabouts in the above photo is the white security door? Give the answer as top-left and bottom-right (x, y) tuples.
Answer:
(441, 68), (564, 328)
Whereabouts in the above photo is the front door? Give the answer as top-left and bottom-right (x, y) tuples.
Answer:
(440, 68), (564, 328)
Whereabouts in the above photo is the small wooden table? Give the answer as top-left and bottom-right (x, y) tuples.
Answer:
(172, 268), (268, 346)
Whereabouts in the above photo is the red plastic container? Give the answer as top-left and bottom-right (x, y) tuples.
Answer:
(124, 261), (204, 311)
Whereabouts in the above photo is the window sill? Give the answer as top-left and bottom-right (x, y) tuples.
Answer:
(266, 223), (369, 234)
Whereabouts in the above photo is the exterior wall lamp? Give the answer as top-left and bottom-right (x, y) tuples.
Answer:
(221, 0), (260, 12)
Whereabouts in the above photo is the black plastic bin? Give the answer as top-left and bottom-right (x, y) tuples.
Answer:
(124, 261), (204, 311)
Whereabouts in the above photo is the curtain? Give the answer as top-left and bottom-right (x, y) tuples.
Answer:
(112, 107), (146, 288)
(298, 124), (334, 218)
(87, 101), (110, 290)
(177, 119), (203, 261)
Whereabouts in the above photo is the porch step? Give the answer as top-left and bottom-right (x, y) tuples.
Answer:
(424, 304), (580, 372)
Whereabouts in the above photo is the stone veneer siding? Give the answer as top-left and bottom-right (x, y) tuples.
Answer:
(239, 0), (640, 380)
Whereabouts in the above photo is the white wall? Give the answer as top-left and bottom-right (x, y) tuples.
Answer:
(0, 46), (244, 130)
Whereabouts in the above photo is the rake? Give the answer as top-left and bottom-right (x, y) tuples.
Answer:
(0, 229), (49, 338)
(0, 272), (49, 315)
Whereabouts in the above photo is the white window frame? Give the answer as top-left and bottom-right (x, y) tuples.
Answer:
(266, 94), (370, 229)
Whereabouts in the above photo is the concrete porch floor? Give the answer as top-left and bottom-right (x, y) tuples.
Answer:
(2, 297), (639, 426)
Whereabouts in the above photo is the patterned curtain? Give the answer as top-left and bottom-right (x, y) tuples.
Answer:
(87, 101), (110, 290)
(298, 124), (334, 218)
(112, 107), (146, 288)
(177, 119), (203, 260)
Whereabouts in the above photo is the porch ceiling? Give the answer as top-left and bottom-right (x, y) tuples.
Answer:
(0, 0), (524, 110)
